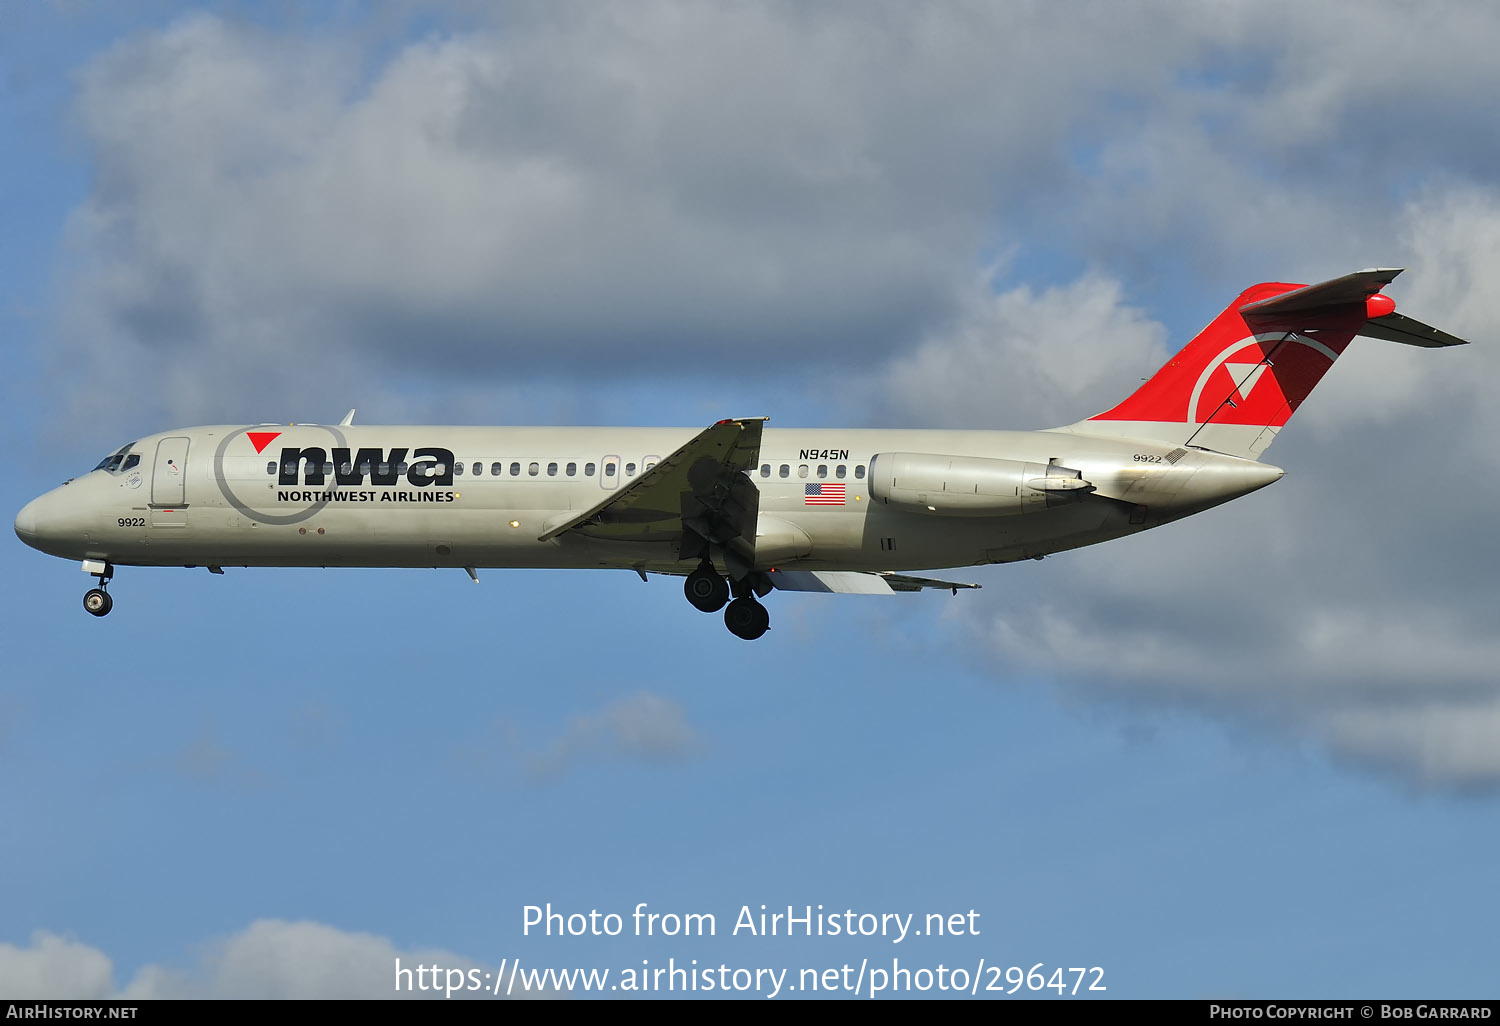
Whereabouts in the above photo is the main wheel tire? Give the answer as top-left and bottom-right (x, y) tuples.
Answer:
(723, 597), (770, 640)
(83, 588), (113, 617)
(684, 565), (729, 612)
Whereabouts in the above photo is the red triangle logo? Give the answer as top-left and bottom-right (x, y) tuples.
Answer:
(247, 431), (282, 454)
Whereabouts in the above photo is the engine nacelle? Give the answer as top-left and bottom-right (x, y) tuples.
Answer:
(867, 452), (1093, 518)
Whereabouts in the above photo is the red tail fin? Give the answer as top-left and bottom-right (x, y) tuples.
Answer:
(1075, 272), (1402, 459)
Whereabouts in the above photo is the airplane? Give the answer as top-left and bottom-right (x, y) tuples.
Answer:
(14, 268), (1468, 640)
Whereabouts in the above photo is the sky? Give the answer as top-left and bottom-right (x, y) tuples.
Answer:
(3, 0), (1498, 1000)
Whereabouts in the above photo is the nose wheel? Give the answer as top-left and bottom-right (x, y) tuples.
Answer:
(83, 562), (115, 617)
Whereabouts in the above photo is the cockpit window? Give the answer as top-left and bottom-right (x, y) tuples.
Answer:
(122, 454), (141, 472)
(93, 443), (137, 474)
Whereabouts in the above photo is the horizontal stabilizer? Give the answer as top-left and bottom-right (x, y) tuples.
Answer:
(1236, 267), (1469, 347)
(1359, 311), (1469, 348)
(768, 570), (979, 595)
(1238, 267), (1402, 325)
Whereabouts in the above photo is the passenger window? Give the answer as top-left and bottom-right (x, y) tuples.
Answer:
(566, 462), (577, 476)
(779, 465), (789, 478)
(510, 462), (521, 476)
(397, 462), (409, 475)
(266, 461), (276, 475)
(605, 462), (617, 476)
(286, 462), (299, 476)
(585, 463), (596, 476)
(625, 462), (637, 477)
(472, 463), (481, 476)
(798, 465), (809, 479)
(855, 465), (865, 479)
(491, 463), (503, 476)
(836, 464), (846, 479)
(645, 461), (657, 472)
(817, 465), (828, 479)
(760, 464), (770, 478)
(340, 462), (353, 476)
(359, 460), (372, 476)
(528, 462), (540, 476)
(547, 462), (558, 477)
(453, 462), (464, 476)
(323, 463), (334, 477)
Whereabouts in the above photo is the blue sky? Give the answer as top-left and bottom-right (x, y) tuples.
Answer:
(4, 1), (1499, 1000)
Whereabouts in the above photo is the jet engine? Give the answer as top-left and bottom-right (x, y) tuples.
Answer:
(867, 453), (1093, 517)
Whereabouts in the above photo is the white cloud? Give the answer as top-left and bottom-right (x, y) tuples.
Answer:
(0, 921), (505, 999)
(1319, 699), (1500, 785)
(50, 3), (1212, 429)
(859, 271), (1168, 430)
(50, 3), (1500, 433)
(0, 933), (114, 1000)
(521, 690), (701, 781)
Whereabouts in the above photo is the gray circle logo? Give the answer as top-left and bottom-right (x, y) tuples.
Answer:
(214, 425), (349, 526)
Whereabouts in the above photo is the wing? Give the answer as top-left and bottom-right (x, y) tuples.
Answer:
(767, 570), (980, 595)
(538, 419), (766, 568)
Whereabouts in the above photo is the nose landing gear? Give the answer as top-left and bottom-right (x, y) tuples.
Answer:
(83, 562), (114, 617)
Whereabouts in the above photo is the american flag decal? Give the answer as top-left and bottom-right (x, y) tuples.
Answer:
(804, 482), (846, 506)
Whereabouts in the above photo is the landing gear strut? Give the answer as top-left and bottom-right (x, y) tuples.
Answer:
(83, 562), (115, 617)
(684, 561), (730, 613)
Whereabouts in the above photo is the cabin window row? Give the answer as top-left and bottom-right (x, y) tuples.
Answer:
(264, 460), (660, 478)
(261, 458), (863, 482)
(758, 464), (865, 480)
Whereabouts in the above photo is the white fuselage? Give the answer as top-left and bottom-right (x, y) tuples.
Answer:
(15, 423), (1282, 575)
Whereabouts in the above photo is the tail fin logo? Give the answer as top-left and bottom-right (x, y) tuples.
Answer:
(1186, 334), (1342, 427)
(1224, 362), (1269, 401)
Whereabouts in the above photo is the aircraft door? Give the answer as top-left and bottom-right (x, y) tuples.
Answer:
(151, 436), (190, 507)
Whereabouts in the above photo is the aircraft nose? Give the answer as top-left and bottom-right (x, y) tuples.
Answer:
(14, 497), (41, 545)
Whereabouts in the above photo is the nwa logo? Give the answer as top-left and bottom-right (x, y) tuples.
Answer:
(276, 445), (456, 487)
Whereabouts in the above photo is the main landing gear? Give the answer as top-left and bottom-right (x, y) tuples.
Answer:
(723, 595), (769, 641)
(684, 561), (730, 612)
(683, 561), (770, 640)
(83, 562), (115, 617)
